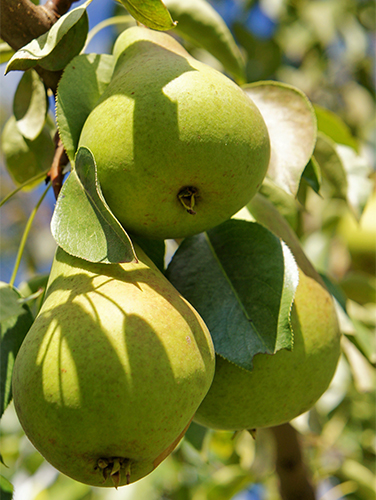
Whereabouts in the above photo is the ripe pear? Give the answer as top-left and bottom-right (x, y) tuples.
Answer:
(12, 245), (215, 487)
(193, 269), (341, 430)
(77, 26), (270, 239)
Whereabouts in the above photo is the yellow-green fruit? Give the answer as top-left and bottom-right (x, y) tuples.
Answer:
(12, 245), (215, 487)
(78, 26), (270, 239)
(194, 270), (341, 430)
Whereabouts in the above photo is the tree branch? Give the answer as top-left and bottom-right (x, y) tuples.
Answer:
(0, 0), (79, 92)
(270, 423), (316, 500)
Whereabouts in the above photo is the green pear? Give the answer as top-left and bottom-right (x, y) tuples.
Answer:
(193, 269), (342, 430)
(77, 26), (270, 239)
(12, 245), (215, 487)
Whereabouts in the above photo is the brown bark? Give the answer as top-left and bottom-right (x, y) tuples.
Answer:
(0, 0), (79, 92)
(270, 423), (316, 500)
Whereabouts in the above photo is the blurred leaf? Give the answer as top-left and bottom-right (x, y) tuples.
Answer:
(335, 144), (373, 220)
(1, 115), (54, 187)
(0, 282), (34, 419)
(192, 464), (252, 500)
(314, 133), (373, 219)
(56, 53), (115, 162)
(233, 22), (282, 82)
(339, 458), (376, 499)
(51, 146), (136, 264)
(0, 40), (14, 64)
(258, 177), (300, 231)
(166, 219), (298, 371)
(119, 0), (177, 30)
(340, 272), (376, 306)
(314, 104), (359, 152)
(165, 0), (246, 83)
(244, 81), (317, 197)
(341, 336), (375, 393)
(18, 274), (50, 318)
(302, 156), (322, 194)
(314, 132), (348, 200)
(0, 475), (13, 500)
(13, 69), (48, 141)
(184, 421), (208, 451)
(5, 1), (91, 73)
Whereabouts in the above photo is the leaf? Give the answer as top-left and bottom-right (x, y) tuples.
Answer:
(0, 282), (34, 419)
(1, 115), (54, 188)
(243, 81), (317, 197)
(56, 53), (115, 162)
(0, 475), (13, 500)
(5, 1), (91, 74)
(166, 219), (298, 371)
(131, 235), (166, 273)
(245, 192), (325, 286)
(301, 156), (322, 194)
(51, 146), (136, 264)
(314, 132), (348, 200)
(314, 133), (373, 219)
(119, 0), (177, 31)
(0, 41), (14, 64)
(13, 69), (48, 141)
(184, 421), (207, 451)
(314, 104), (359, 152)
(233, 22), (282, 82)
(258, 177), (300, 231)
(164, 0), (246, 83)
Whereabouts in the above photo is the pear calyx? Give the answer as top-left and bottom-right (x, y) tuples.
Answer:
(178, 186), (199, 215)
(96, 457), (132, 487)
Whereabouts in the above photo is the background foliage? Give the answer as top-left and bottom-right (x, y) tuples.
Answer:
(0, 0), (375, 499)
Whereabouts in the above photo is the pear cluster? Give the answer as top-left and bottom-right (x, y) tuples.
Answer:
(12, 26), (341, 490)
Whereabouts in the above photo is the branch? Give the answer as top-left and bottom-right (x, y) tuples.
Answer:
(270, 423), (316, 500)
(0, 0), (79, 92)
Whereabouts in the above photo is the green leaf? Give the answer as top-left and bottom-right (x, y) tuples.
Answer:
(314, 104), (359, 152)
(314, 133), (348, 200)
(0, 282), (34, 419)
(258, 177), (300, 231)
(13, 69), (48, 141)
(131, 235), (166, 273)
(243, 81), (317, 197)
(314, 133), (373, 219)
(56, 53), (115, 162)
(1, 115), (54, 188)
(166, 219), (298, 371)
(119, 0), (177, 31)
(184, 421), (207, 451)
(245, 192), (325, 286)
(0, 474), (13, 500)
(301, 156), (322, 194)
(164, 0), (246, 83)
(0, 41), (14, 64)
(5, 1), (91, 74)
(233, 22), (282, 82)
(51, 146), (136, 264)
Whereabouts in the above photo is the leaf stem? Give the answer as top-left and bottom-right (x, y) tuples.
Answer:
(0, 171), (48, 208)
(83, 15), (134, 52)
(9, 183), (51, 287)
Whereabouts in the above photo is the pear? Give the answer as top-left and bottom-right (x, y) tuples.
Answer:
(12, 245), (215, 487)
(78, 26), (270, 239)
(193, 269), (342, 430)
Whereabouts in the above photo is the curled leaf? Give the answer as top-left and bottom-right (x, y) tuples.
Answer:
(51, 147), (136, 264)
(119, 0), (177, 31)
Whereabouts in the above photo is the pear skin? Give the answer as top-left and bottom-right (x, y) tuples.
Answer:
(78, 26), (270, 239)
(193, 270), (341, 430)
(12, 245), (215, 486)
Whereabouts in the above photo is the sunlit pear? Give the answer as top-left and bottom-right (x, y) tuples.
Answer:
(193, 269), (341, 430)
(78, 26), (270, 239)
(12, 245), (215, 487)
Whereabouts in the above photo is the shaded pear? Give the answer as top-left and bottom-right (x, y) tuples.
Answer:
(12, 245), (215, 487)
(193, 269), (342, 430)
(78, 26), (270, 239)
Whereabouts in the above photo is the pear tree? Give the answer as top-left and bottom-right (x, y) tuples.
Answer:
(0, 0), (374, 499)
